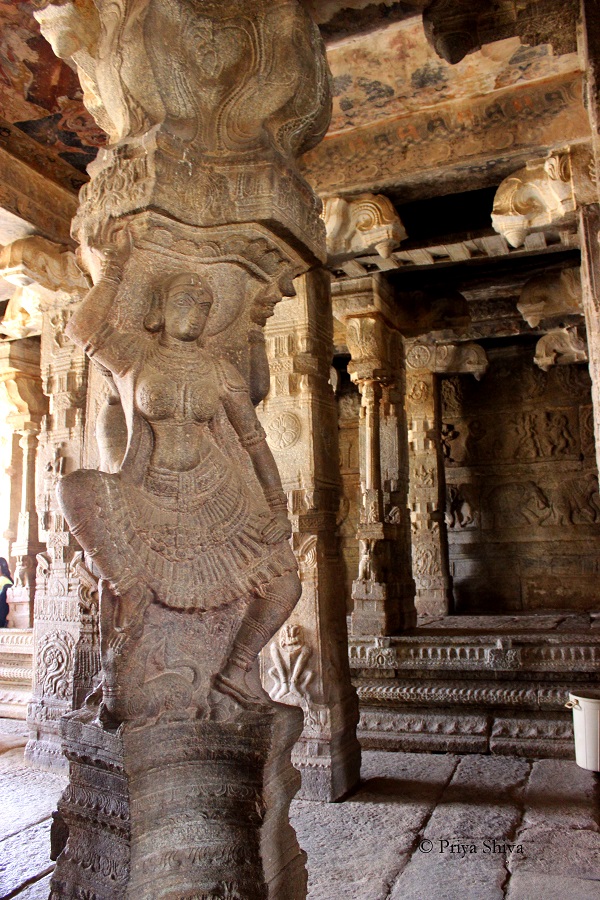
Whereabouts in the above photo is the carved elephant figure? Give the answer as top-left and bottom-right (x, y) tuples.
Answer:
(545, 472), (600, 526)
(482, 481), (551, 530)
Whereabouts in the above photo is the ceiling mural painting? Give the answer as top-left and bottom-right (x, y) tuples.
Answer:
(0, 0), (104, 180)
(326, 18), (581, 134)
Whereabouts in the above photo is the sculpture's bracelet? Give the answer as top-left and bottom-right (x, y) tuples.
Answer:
(264, 487), (288, 514)
(239, 426), (267, 450)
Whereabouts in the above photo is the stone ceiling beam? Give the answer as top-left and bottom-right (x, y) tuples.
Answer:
(0, 147), (78, 247)
(300, 73), (590, 201)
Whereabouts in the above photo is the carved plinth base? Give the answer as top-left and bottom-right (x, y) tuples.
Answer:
(50, 704), (307, 900)
(6, 585), (32, 629)
(351, 581), (416, 636)
(291, 694), (360, 802)
(414, 588), (452, 618)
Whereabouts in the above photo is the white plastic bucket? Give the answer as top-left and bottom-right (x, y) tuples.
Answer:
(565, 691), (600, 771)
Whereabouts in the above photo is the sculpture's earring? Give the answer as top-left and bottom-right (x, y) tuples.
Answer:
(143, 292), (163, 333)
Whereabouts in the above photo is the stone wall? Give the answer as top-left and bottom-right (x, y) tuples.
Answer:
(442, 344), (600, 612)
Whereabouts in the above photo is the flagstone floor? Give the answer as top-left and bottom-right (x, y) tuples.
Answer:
(1, 718), (599, 899)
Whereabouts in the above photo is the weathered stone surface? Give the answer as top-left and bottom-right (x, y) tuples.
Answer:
(523, 759), (600, 830)
(0, 753), (66, 840)
(424, 756), (530, 839)
(508, 825), (600, 880)
(291, 751), (458, 900)
(0, 820), (54, 897)
(442, 347), (600, 614)
(506, 872), (600, 900)
(16, 874), (54, 899)
(388, 837), (508, 900)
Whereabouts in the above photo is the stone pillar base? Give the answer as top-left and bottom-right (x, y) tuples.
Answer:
(50, 704), (307, 900)
(414, 589), (452, 617)
(6, 586), (32, 629)
(351, 582), (416, 636)
(292, 695), (360, 801)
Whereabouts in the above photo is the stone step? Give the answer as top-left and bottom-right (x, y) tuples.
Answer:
(0, 628), (33, 719)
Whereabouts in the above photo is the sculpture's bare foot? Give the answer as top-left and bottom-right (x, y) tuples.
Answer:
(208, 670), (268, 722)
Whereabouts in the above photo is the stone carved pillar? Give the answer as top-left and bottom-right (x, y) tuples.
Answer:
(333, 275), (415, 636)
(405, 340), (488, 617)
(578, 2), (600, 483)
(34, 0), (331, 896)
(258, 267), (360, 802)
(0, 235), (94, 771)
(0, 339), (46, 619)
(579, 206), (600, 474)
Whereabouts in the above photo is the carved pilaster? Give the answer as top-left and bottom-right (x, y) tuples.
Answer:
(333, 275), (416, 636)
(34, 0), (331, 896)
(405, 341), (488, 617)
(0, 339), (46, 622)
(0, 234), (91, 769)
(259, 268), (360, 801)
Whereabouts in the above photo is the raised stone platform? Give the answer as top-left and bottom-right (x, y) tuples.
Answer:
(0, 628), (33, 719)
(350, 613), (600, 757)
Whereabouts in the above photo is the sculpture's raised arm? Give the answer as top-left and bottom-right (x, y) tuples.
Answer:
(66, 232), (137, 377)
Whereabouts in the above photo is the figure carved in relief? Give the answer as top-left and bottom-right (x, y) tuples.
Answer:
(57, 232), (301, 722)
(268, 623), (313, 702)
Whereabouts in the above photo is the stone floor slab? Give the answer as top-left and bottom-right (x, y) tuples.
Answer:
(505, 872), (600, 899)
(424, 756), (530, 838)
(292, 751), (459, 900)
(0, 820), (53, 898)
(508, 825), (600, 880)
(388, 837), (508, 900)
(523, 759), (600, 830)
(0, 755), (66, 841)
(11, 873), (53, 899)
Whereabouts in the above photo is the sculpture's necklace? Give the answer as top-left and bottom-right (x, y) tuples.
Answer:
(150, 337), (206, 373)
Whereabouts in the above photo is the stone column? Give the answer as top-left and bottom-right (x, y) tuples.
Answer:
(405, 340), (488, 617)
(258, 267), (360, 802)
(579, 1), (600, 481)
(405, 352), (451, 616)
(333, 275), (415, 636)
(34, 0), (331, 896)
(0, 235), (93, 770)
(0, 339), (47, 623)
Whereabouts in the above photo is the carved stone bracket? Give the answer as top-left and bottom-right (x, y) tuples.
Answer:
(406, 341), (489, 380)
(492, 147), (596, 248)
(0, 237), (88, 341)
(323, 193), (406, 266)
(423, 0), (579, 66)
(534, 327), (589, 371)
(518, 268), (583, 328)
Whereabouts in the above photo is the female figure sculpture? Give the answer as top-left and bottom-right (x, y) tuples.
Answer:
(58, 233), (301, 722)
